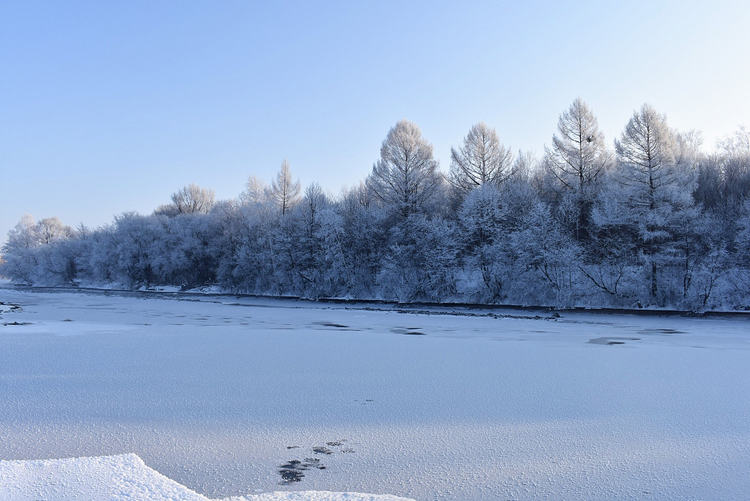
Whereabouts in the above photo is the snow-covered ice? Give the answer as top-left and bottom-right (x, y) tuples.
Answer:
(0, 453), (413, 501)
(1, 287), (749, 500)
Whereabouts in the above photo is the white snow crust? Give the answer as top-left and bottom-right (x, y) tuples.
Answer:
(1, 287), (749, 500)
(0, 453), (206, 501)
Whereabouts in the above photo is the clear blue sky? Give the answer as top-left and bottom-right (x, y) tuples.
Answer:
(2, 0), (749, 244)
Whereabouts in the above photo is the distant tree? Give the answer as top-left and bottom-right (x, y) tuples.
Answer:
(4, 214), (40, 251)
(269, 159), (301, 217)
(0, 214), (40, 282)
(173, 183), (215, 214)
(240, 175), (268, 206)
(367, 120), (443, 218)
(156, 183), (215, 216)
(110, 212), (166, 287)
(719, 125), (750, 157)
(36, 217), (73, 244)
(0, 214), (73, 283)
(450, 122), (514, 195)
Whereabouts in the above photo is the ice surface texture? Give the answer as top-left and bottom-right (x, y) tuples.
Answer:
(0, 288), (749, 500)
(0, 453), (413, 501)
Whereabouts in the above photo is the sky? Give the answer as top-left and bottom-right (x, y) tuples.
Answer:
(2, 0), (749, 245)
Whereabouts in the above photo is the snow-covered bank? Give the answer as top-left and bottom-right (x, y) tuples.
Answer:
(1, 288), (749, 500)
(9, 283), (750, 318)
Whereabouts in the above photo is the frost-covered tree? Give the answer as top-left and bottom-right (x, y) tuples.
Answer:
(1, 214), (41, 282)
(109, 212), (166, 287)
(544, 98), (611, 240)
(36, 217), (73, 244)
(0, 214), (74, 283)
(338, 182), (386, 297)
(378, 214), (458, 302)
(450, 123), (514, 195)
(240, 175), (268, 206)
(456, 184), (514, 300)
(545, 99), (610, 193)
(157, 183), (216, 216)
(367, 120), (443, 218)
(615, 104), (679, 209)
(4, 214), (40, 251)
(269, 159), (301, 217)
(511, 202), (584, 307)
(602, 104), (701, 304)
(158, 213), (221, 287)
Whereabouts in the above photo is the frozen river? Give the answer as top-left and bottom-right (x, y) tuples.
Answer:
(1, 287), (749, 500)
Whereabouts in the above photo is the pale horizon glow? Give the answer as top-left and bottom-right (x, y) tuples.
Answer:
(2, 0), (749, 244)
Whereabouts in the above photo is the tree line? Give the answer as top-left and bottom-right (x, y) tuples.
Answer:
(3, 99), (749, 310)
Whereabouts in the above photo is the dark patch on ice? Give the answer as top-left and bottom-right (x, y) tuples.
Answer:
(2, 321), (32, 326)
(326, 441), (343, 447)
(277, 457), (327, 485)
(310, 321), (360, 331)
(286, 445), (300, 449)
(588, 337), (641, 345)
(0, 302), (23, 313)
(391, 327), (426, 336)
(62, 318), (73, 322)
(638, 328), (685, 335)
(278, 460), (305, 484)
(312, 446), (333, 455)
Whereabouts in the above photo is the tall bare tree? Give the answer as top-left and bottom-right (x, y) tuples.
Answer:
(545, 98), (611, 195)
(545, 98), (611, 240)
(450, 122), (514, 195)
(615, 103), (678, 210)
(269, 159), (301, 217)
(367, 119), (442, 218)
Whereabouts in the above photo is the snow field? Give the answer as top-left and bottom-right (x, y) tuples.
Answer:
(1, 288), (749, 499)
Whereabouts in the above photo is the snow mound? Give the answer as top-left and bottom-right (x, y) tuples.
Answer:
(0, 454), (207, 501)
(0, 454), (414, 501)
